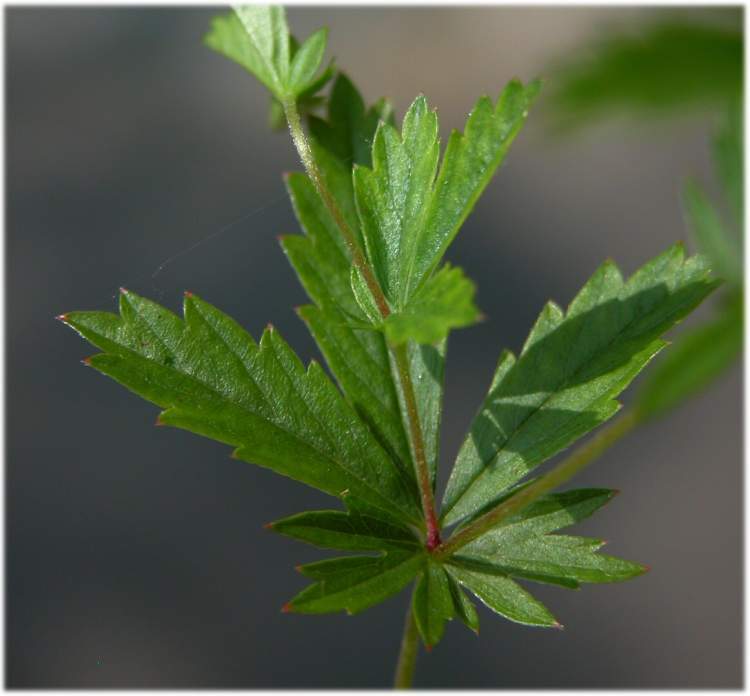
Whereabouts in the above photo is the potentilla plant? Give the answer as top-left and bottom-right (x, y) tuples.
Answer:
(58, 7), (721, 688)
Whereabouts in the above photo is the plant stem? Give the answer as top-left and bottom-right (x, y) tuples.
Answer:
(393, 343), (441, 549)
(394, 603), (419, 689)
(433, 410), (639, 560)
(282, 95), (441, 549)
(282, 97), (390, 318)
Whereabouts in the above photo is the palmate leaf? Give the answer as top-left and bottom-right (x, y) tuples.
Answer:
(205, 6), (331, 102)
(352, 80), (539, 343)
(60, 289), (421, 527)
(442, 245), (718, 526)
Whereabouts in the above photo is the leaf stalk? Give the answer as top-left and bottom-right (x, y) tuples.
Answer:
(282, 97), (391, 318)
(393, 601), (420, 689)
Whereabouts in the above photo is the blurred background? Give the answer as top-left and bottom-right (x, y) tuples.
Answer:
(7, 5), (742, 688)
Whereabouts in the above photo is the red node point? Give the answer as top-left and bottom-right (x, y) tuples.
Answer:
(55, 314), (68, 323)
(155, 415), (165, 427)
(262, 522), (274, 531)
(642, 564), (652, 573)
(553, 622), (565, 631)
(281, 603), (293, 614)
(119, 287), (128, 295)
(294, 564), (303, 573)
(424, 644), (433, 653)
(184, 290), (194, 298)
(82, 356), (93, 366)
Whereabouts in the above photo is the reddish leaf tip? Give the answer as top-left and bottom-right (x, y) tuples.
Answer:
(553, 622), (565, 631)
(424, 644), (433, 653)
(294, 564), (303, 573)
(262, 522), (274, 531)
(82, 356), (93, 366)
(55, 313), (68, 323)
(611, 489), (621, 497)
(119, 287), (128, 295)
(281, 603), (293, 614)
(183, 290), (194, 298)
(642, 564), (652, 573)
(155, 415), (165, 427)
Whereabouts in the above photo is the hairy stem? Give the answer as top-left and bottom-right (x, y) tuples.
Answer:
(393, 344), (441, 549)
(282, 97), (390, 318)
(433, 410), (639, 559)
(282, 96), (441, 548)
(394, 604), (419, 689)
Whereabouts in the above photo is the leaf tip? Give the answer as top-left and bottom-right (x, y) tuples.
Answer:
(552, 621), (565, 631)
(119, 286), (129, 295)
(183, 290), (194, 299)
(281, 602), (294, 614)
(424, 643), (433, 653)
(155, 415), (166, 427)
(55, 313), (69, 323)
(262, 521), (274, 531)
(81, 356), (93, 367)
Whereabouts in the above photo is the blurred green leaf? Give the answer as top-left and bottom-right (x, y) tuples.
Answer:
(683, 179), (742, 286)
(548, 22), (742, 129)
(636, 291), (742, 420)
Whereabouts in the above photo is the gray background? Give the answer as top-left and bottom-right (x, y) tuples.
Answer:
(7, 5), (742, 688)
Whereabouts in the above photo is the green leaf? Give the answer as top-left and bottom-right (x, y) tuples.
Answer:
(283, 77), (446, 493)
(285, 550), (424, 615)
(61, 290), (421, 526)
(446, 564), (559, 628)
(205, 6), (329, 102)
(548, 22), (742, 130)
(412, 560), (454, 647)
(282, 173), (415, 484)
(269, 509), (420, 551)
(442, 245), (718, 526)
(457, 489), (646, 587)
(384, 265), (480, 345)
(446, 573), (480, 634)
(354, 80), (539, 310)
(288, 27), (328, 93)
(683, 180), (742, 286)
(636, 291), (742, 420)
